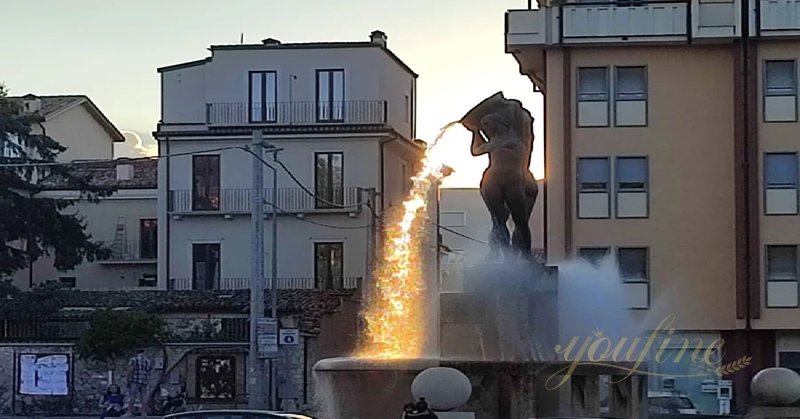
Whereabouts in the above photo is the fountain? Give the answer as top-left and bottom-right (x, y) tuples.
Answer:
(313, 93), (647, 419)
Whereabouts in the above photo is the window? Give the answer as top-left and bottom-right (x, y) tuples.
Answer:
(616, 157), (649, 218)
(404, 94), (410, 123)
(139, 219), (157, 259)
(315, 242), (343, 289)
(577, 67), (609, 127)
(316, 69), (345, 121)
(765, 60), (797, 122)
(196, 356), (236, 401)
(780, 351), (800, 375)
(192, 155), (220, 211)
(765, 153), (798, 215)
(767, 245), (799, 307)
(314, 152), (344, 208)
(193, 243), (220, 290)
(618, 247), (649, 309)
(59, 277), (76, 288)
(614, 66), (647, 126)
(249, 71), (277, 123)
(578, 247), (610, 267)
(577, 157), (610, 218)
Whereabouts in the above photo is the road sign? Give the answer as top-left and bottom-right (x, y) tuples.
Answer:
(257, 318), (278, 358)
(279, 329), (299, 345)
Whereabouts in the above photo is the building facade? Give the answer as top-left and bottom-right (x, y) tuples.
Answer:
(10, 158), (158, 290)
(506, 1), (800, 412)
(155, 31), (424, 293)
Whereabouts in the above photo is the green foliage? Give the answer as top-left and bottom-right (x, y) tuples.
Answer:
(0, 83), (113, 275)
(0, 279), (65, 318)
(77, 309), (168, 362)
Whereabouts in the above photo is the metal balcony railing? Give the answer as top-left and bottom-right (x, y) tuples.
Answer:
(101, 239), (157, 262)
(0, 318), (90, 342)
(168, 187), (362, 213)
(167, 277), (361, 291)
(206, 101), (387, 125)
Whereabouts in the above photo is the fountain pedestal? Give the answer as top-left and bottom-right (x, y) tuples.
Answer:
(440, 261), (558, 361)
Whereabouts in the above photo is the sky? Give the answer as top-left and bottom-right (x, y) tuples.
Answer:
(0, 0), (543, 187)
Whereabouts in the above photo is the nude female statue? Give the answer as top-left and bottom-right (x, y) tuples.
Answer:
(466, 98), (538, 260)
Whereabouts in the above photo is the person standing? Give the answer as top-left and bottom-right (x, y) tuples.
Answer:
(127, 349), (151, 415)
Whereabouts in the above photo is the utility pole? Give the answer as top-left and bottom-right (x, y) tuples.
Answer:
(269, 149), (279, 410)
(248, 130), (266, 409)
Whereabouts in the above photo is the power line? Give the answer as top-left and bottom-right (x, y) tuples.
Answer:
(0, 146), (246, 167)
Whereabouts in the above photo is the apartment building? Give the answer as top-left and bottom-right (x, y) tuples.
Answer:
(154, 31), (426, 293)
(506, 0), (800, 411)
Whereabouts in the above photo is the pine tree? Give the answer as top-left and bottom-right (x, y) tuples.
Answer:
(0, 84), (113, 276)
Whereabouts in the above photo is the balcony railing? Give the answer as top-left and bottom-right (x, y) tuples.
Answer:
(560, 0), (689, 40)
(761, 0), (800, 32)
(0, 318), (90, 342)
(100, 239), (157, 262)
(206, 101), (387, 126)
(168, 187), (362, 214)
(167, 277), (361, 291)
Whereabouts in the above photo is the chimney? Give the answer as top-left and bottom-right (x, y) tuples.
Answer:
(22, 95), (42, 113)
(261, 38), (281, 46)
(370, 30), (387, 48)
(116, 163), (134, 181)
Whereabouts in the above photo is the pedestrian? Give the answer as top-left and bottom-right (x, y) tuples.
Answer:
(414, 398), (438, 419)
(99, 384), (126, 419)
(127, 349), (151, 415)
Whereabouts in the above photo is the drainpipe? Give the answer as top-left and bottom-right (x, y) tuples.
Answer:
(378, 133), (399, 213)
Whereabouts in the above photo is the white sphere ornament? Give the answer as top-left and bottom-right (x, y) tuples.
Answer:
(751, 367), (800, 406)
(411, 367), (472, 411)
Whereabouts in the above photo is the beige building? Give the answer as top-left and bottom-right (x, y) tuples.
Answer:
(155, 31), (432, 293)
(506, 0), (800, 412)
(6, 94), (124, 161)
(10, 158), (157, 290)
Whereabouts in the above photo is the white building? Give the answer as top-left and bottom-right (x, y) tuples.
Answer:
(10, 158), (158, 290)
(155, 31), (426, 291)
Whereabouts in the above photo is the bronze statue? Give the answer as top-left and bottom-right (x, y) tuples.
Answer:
(461, 92), (538, 260)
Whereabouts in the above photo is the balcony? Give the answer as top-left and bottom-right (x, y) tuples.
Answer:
(99, 239), (157, 264)
(167, 277), (362, 291)
(168, 187), (362, 215)
(760, 0), (800, 35)
(206, 101), (387, 126)
(506, 0), (740, 49)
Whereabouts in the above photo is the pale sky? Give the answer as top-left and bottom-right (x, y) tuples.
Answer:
(0, 0), (543, 187)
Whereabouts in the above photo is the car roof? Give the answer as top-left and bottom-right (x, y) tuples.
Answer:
(165, 410), (287, 418)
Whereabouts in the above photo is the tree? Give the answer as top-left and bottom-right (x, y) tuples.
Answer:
(0, 83), (112, 276)
(0, 278), (65, 318)
(76, 309), (168, 363)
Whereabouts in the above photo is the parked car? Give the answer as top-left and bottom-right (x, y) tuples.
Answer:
(648, 391), (699, 416)
(164, 410), (316, 419)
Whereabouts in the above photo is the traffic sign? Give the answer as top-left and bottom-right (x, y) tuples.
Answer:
(279, 329), (299, 346)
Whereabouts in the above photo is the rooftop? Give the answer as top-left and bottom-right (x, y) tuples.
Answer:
(158, 32), (417, 78)
(8, 94), (125, 143)
(38, 157), (157, 190)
